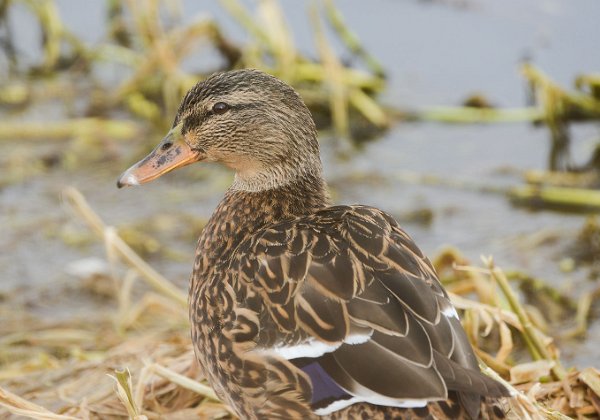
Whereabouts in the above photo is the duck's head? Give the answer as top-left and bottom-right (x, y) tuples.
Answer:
(117, 69), (322, 192)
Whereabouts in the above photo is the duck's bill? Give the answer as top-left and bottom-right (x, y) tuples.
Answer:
(117, 124), (201, 188)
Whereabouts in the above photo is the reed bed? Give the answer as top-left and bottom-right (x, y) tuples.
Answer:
(0, 0), (387, 140)
(0, 188), (598, 419)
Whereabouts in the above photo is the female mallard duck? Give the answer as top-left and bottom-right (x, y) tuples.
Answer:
(117, 69), (510, 419)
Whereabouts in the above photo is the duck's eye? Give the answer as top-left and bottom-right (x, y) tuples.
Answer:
(212, 102), (230, 115)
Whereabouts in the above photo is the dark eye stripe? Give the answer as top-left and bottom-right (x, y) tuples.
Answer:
(231, 103), (261, 111)
(182, 113), (206, 133)
(182, 103), (263, 133)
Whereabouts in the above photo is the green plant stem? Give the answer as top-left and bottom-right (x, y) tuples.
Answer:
(416, 106), (543, 123)
(323, 0), (385, 77)
(509, 185), (600, 212)
(0, 119), (139, 141)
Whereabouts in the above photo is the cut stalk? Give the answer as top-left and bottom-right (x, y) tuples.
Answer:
(63, 187), (187, 306)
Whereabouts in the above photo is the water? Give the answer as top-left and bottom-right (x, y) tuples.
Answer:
(1, 0), (599, 366)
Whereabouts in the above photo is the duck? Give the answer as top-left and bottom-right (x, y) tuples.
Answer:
(117, 69), (510, 419)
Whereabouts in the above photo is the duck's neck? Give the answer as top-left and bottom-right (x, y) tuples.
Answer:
(196, 171), (330, 266)
(229, 152), (323, 193)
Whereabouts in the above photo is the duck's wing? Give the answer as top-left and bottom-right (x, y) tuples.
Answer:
(233, 205), (508, 416)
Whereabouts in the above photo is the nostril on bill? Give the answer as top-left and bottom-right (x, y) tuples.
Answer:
(161, 142), (173, 151)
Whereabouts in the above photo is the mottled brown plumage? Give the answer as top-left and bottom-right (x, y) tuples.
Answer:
(118, 69), (510, 419)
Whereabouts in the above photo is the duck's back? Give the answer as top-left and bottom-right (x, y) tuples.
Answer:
(190, 201), (509, 419)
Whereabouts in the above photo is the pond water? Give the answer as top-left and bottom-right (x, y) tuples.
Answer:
(1, 0), (599, 366)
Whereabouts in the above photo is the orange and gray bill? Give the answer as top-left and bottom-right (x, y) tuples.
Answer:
(117, 123), (201, 188)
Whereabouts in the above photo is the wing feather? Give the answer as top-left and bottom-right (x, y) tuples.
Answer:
(320, 340), (446, 401)
(233, 205), (508, 414)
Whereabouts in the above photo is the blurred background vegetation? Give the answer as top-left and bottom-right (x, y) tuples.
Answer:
(1, 0), (600, 418)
